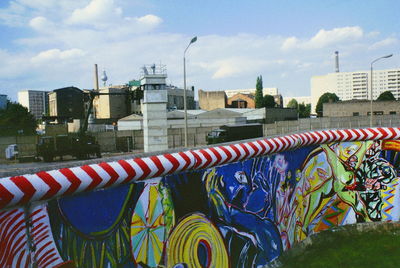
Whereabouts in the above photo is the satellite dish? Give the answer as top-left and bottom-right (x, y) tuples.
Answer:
(151, 64), (156, 74)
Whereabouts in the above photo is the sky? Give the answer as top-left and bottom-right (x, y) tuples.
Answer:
(0, 0), (399, 101)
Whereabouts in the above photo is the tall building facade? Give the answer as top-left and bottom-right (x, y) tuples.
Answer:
(311, 68), (400, 113)
(0, 94), (7, 110)
(18, 90), (49, 119)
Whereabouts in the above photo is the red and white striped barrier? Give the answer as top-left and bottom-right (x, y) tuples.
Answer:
(0, 127), (399, 211)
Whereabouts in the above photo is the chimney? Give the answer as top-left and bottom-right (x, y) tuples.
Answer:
(94, 64), (99, 90)
(335, 51), (339, 73)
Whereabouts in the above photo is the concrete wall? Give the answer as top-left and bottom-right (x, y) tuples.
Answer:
(324, 100), (400, 117)
(0, 135), (38, 159)
(167, 126), (214, 148)
(265, 107), (298, 123)
(92, 130), (144, 152)
(264, 114), (400, 136)
(0, 128), (399, 267)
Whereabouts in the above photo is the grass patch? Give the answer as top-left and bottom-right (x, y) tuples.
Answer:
(278, 223), (400, 268)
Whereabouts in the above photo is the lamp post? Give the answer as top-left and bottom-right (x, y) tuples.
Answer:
(183, 36), (197, 147)
(370, 54), (393, 127)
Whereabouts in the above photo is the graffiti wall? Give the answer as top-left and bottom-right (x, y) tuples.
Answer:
(1, 128), (400, 267)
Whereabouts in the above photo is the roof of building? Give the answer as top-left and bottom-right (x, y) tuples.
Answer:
(228, 93), (255, 99)
(175, 109), (206, 115)
(53, 86), (81, 92)
(118, 114), (143, 121)
(197, 108), (244, 119)
(224, 108), (256, 114)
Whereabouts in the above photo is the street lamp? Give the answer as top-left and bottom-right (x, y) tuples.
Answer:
(370, 54), (393, 127)
(183, 36), (197, 147)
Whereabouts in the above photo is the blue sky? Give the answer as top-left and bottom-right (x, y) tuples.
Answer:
(0, 0), (399, 101)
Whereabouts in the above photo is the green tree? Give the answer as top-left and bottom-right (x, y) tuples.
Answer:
(287, 98), (298, 109)
(0, 101), (37, 136)
(316, 92), (339, 116)
(255, 75), (264, 108)
(377, 91), (395, 101)
(263, 94), (276, 108)
(298, 102), (311, 118)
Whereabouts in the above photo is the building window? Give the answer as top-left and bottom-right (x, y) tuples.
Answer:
(373, 111), (384, 115)
(353, 112), (359, 116)
(390, 111), (396, 115)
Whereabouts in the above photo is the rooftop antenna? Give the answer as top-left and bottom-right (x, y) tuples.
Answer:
(101, 70), (108, 86)
(142, 65), (149, 75)
(335, 51), (340, 73)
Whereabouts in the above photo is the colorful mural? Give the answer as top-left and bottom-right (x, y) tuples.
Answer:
(1, 129), (400, 267)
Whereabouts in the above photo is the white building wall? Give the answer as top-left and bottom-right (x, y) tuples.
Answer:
(311, 68), (400, 114)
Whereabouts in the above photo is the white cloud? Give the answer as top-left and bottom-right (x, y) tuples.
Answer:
(135, 14), (162, 26)
(29, 16), (54, 32)
(281, 37), (298, 51)
(31, 48), (86, 63)
(369, 37), (398, 50)
(67, 0), (122, 25)
(309, 26), (363, 48)
(1, 8), (399, 102)
(0, 1), (27, 26)
(16, 0), (54, 9)
(281, 26), (364, 50)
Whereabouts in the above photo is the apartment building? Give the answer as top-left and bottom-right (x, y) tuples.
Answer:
(311, 68), (400, 113)
(18, 90), (49, 119)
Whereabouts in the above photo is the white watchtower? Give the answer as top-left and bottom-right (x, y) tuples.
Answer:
(140, 64), (168, 152)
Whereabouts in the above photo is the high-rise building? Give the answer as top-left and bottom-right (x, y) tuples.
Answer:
(311, 68), (400, 113)
(0, 94), (7, 110)
(18, 90), (49, 119)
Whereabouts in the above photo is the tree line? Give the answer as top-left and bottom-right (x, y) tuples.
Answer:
(0, 100), (37, 136)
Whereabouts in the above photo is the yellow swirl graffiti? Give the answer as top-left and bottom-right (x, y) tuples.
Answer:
(166, 213), (229, 268)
